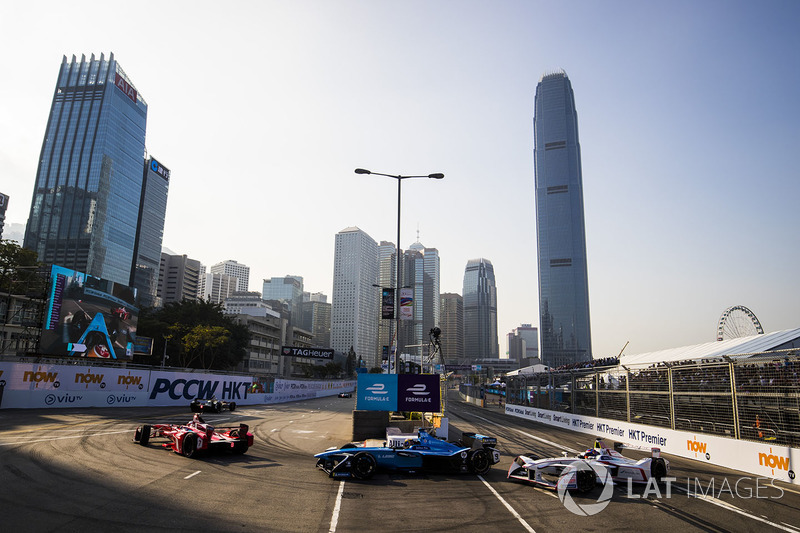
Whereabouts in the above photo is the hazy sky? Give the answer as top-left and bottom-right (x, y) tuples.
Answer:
(2, 1), (798, 359)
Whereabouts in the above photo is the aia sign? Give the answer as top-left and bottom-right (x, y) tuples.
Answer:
(115, 73), (137, 103)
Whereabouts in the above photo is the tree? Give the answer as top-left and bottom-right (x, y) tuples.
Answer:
(136, 299), (249, 370)
(0, 240), (46, 355)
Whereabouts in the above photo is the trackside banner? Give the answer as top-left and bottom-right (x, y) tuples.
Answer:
(0, 362), (355, 410)
(356, 374), (440, 412)
(504, 402), (800, 486)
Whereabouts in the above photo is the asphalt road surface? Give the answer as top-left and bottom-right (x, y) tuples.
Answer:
(1, 392), (799, 532)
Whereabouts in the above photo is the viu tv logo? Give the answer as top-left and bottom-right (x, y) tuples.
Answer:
(406, 384), (430, 396)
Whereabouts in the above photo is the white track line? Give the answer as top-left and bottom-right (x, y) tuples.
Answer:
(184, 471), (201, 480)
(329, 480), (345, 532)
(478, 475), (536, 532)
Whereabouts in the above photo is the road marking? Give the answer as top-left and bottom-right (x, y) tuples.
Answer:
(478, 475), (536, 532)
(329, 480), (345, 532)
(0, 430), (131, 446)
(184, 471), (201, 479)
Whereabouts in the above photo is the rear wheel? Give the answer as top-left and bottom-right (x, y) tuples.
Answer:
(351, 452), (377, 480)
(575, 469), (597, 493)
(469, 449), (491, 474)
(229, 402), (236, 411)
(134, 424), (151, 446)
(182, 433), (198, 458)
(651, 458), (667, 482)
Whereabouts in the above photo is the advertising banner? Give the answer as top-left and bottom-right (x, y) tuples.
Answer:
(356, 374), (397, 411)
(398, 374), (440, 412)
(146, 371), (252, 406)
(381, 288), (395, 319)
(399, 288), (413, 320)
(280, 346), (334, 359)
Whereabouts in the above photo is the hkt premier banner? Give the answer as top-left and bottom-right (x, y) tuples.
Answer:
(0, 362), (355, 410)
(504, 403), (800, 486)
(357, 374), (441, 412)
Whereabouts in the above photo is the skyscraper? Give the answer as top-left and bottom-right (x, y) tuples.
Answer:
(131, 157), (170, 308)
(462, 258), (498, 359)
(331, 227), (378, 367)
(0, 193), (7, 240)
(24, 53), (151, 285)
(400, 240), (440, 361)
(262, 275), (304, 313)
(534, 70), (592, 367)
(157, 252), (202, 305)
(440, 292), (464, 366)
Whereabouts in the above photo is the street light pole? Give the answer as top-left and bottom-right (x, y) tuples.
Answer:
(355, 168), (444, 374)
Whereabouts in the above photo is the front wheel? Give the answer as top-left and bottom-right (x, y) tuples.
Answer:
(469, 449), (491, 475)
(182, 433), (198, 458)
(351, 452), (377, 480)
(229, 402), (236, 412)
(134, 424), (151, 446)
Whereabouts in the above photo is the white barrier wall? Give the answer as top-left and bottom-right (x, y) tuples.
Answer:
(505, 403), (799, 486)
(0, 362), (356, 409)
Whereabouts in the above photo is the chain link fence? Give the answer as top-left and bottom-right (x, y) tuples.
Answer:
(506, 350), (800, 447)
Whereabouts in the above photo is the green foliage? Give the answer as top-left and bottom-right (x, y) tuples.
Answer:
(0, 240), (44, 295)
(136, 299), (249, 370)
(368, 367), (383, 373)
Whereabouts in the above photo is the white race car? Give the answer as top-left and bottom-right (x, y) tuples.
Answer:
(507, 439), (669, 493)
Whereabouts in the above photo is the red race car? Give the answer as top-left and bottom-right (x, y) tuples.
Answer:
(133, 414), (253, 458)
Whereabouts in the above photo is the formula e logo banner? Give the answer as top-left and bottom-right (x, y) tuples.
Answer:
(398, 374), (440, 412)
(357, 374), (398, 411)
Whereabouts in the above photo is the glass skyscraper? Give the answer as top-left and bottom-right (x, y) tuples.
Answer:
(534, 70), (592, 367)
(24, 53), (150, 286)
(462, 258), (498, 359)
(131, 157), (170, 308)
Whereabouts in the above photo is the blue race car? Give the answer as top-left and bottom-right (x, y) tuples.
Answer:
(314, 428), (501, 479)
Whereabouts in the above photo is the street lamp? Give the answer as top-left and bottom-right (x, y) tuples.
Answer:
(355, 167), (444, 374)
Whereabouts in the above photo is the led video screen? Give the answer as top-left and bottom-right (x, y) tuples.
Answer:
(41, 265), (138, 360)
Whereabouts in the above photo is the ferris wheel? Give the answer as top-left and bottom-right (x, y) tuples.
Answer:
(716, 305), (764, 341)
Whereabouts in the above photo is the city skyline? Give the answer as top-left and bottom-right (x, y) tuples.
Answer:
(2, 2), (798, 359)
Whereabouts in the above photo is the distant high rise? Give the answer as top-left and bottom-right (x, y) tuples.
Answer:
(534, 70), (592, 367)
(201, 272), (238, 304)
(440, 293), (464, 366)
(377, 241), (397, 361)
(400, 240), (440, 361)
(300, 299), (332, 348)
(131, 157), (170, 308)
(262, 276), (304, 312)
(24, 53), (151, 285)
(210, 260), (250, 292)
(511, 323), (539, 362)
(462, 258), (499, 359)
(0, 193), (7, 240)
(157, 252), (201, 305)
(331, 227), (378, 367)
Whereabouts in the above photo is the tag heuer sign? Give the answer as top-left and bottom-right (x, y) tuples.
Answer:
(281, 346), (334, 360)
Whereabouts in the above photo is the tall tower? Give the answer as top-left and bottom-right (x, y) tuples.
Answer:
(534, 70), (592, 367)
(131, 157), (170, 308)
(262, 275), (304, 313)
(462, 258), (499, 359)
(400, 240), (440, 361)
(331, 227), (379, 367)
(24, 53), (150, 285)
(377, 241), (397, 364)
(440, 293), (464, 366)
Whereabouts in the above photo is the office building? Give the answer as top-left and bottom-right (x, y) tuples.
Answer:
(440, 293), (464, 367)
(157, 252), (201, 305)
(300, 298), (331, 348)
(201, 272), (238, 304)
(463, 258), (499, 359)
(0, 193), (7, 239)
(131, 157), (170, 308)
(262, 276), (304, 313)
(534, 70), (592, 367)
(23, 53), (150, 285)
(210, 260), (250, 292)
(400, 240), (440, 363)
(331, 227), (378, 368)
(377, 241), (397, 363)
(511, 323), (539, 363)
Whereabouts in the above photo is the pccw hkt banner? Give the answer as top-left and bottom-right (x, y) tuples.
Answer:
(357, 374), (440, 412)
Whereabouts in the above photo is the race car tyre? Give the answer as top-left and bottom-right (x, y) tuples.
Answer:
(229, 402), (236, 411)
(215, 402), (223, 413)
(351, 452), (377, 480)
(135, 424), (151, 446)
(182, 434), (198, 458)
(651, 458), (668, 482)
(575, 469), (597, 493)
(468, 449), (491, 475)
(231, 441), (248, 454)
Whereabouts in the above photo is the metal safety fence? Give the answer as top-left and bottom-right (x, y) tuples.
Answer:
(505, 350), (800, 447)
